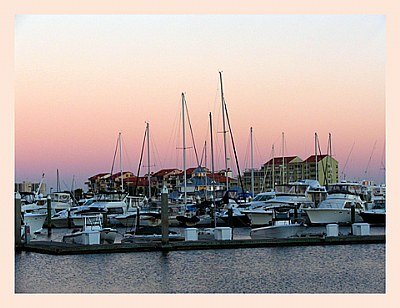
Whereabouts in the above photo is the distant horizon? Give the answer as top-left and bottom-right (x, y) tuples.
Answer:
(15, 15), (385, 191)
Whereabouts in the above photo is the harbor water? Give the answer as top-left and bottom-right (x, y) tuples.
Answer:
(15, 227), (385, 293)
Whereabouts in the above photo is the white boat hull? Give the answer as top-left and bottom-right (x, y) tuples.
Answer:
(100, 228), (117, 244)
(63, 230), (100, 245)
(243, 210), (273, 227)
(250, 223), (305, 239)
(23, 213), (47, 234)
(304, 208), (363, 225)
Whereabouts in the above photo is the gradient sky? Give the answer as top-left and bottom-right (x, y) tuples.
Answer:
(14, 14), (386, 191)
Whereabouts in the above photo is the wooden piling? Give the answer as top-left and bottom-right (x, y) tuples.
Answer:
(47, 195), (52, 236)
(351, 204), (355, 224)
(15, 193), (22, 247)
(161, 186), (169, 246)
(67, 208), (72, 228)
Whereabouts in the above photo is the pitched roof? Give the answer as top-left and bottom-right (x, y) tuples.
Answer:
(303, 154), (330, 163)
(264, 156), (301, 165)
(88, 173), (110, 181)
(152, 168), (182, 177)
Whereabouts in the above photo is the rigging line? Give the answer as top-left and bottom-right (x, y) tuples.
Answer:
(109, 135), (120, 189)
(121, 135), (133, 173)
(151, 131), (163, 170)
(380, 140), (386, 171)
(223, 99), (245, 193)
(164, 103), (180, 169)
(365, 140), (377, 177)
(243, 130), (251, 170)
(341, 141), (355, 178)
(199, 141), (206, 167)
(134, 126), (147, 196)
(316, 134), (328, 187)
(184, 96), (200, 167)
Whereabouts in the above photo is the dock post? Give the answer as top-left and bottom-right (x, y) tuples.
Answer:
(228, 207), (233, 228)
(161, 185), (169, 246)
(350, 204), (355, 234)
(103, 212), (108, 228)
(351, 204), (355, 223)
(294, 205), (298, 223)
(136, 206), (140, 230)
(15, 193), (22, 248)
(47, 195), (52, 236)
(67, 208), (72, 228)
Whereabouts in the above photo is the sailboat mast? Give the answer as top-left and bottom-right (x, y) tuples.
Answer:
(119, 132), (123, 192)
(272, 144), (275, 190)
(209, 112), (216, 227)
(146, 123), (151, 199)
(282, 132), (285, 184)
(219, 71), (229, 191)
(315, 132), (318, 182)
(182, 93), (187, 205)
(250, 127), (254, 198)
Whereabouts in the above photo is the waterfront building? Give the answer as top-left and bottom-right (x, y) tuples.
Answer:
(15, 181), (46, 195)
(243, 154), (339, 194)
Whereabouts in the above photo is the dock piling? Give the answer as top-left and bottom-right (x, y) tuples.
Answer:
(15, 193), (22, 248)
(47, 195), (52, 236)
(161, 185), (169, 246)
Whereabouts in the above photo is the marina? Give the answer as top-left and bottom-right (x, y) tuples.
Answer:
(15, 225), (386, 293)
(13, 15), (387, 295)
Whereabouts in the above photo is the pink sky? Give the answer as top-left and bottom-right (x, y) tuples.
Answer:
(14, 15), (385, 191)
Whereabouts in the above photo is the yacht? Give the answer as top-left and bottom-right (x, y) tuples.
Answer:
(243, 180), (327, 227)
(250, 205), (305, 239)
(303, 182), (365, 225)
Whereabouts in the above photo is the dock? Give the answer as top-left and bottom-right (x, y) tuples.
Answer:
(17, 234), (385, 255)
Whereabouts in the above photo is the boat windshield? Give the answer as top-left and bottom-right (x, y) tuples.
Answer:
(328, 184), (363, 195)
(253, 194), (275, 202)
(275, 185), (307, 195)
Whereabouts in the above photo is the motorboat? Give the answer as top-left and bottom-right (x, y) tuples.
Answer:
(360, 193), (385, 225)
(49, 192), (75, 212)
(250, 205), (305, 239)
(121, 226), (184, 243)
(22, 212), (48, 234)
(303, 182), (366, 225)
(219, 207), (251, 227)
(50, 206), (80, 228)
(114, 208), (161, 227)
(62, 215), (117, 245)
(242, 180), (326, 227)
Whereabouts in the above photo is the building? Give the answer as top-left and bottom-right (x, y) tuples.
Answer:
(243, 154), (339, 194)
(15, 181), (46, 195)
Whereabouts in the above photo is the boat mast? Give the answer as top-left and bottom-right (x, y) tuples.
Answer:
(315, 132), (318, 182)
(182, 93), (187, 205)
(204, 141), (208, 201)
(250, 127), (254, 198)
(209, 112), (216, 227)
(57, 169), (60, 192)
(272, 144), (275, 190)
(119, 132), (123, 192)
(219, 71), (229, 191)
(146, 122), (151, 199)
(282, 132), (285, 184)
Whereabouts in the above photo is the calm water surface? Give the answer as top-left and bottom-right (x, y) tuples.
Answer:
(15, 227), (385, 293)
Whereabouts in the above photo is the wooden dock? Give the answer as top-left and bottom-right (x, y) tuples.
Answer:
(17, 234), (385, 255)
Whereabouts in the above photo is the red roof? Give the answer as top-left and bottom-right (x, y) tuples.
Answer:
(152, 168), (182, 177)
(111, 171), (134, 179)
(88, 173), (110, 181)
(264, 156), (300, 165)
(303, 154), (329, 163)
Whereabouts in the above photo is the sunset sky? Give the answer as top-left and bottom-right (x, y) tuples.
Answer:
(14, 14), (386, 191)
